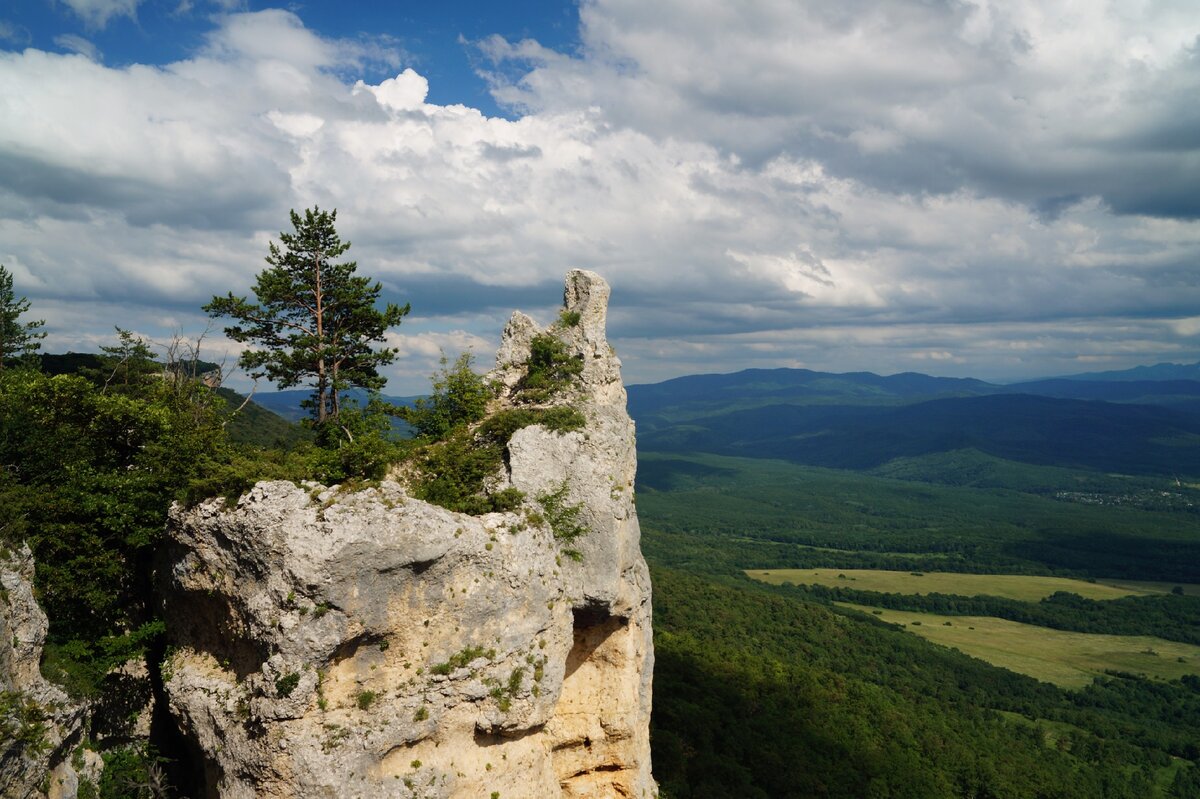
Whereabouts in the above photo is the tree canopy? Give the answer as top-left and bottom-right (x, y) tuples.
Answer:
(403, 353), (493, 439)
(204, 207), (409, 428)
(0, 264), (45, 369)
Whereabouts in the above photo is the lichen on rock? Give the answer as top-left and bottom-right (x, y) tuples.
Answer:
(160, 270), (656, 798)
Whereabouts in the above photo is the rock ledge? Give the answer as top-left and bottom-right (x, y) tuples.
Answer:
(161, 271), (656, 798)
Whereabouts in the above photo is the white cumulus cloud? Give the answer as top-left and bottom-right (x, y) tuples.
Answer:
(1, 5), (1199, 392)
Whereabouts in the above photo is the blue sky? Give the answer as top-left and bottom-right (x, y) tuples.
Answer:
(3, 0), (1200, 392)
(4, 1), (581, 114)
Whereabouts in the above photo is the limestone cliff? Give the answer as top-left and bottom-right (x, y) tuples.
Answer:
(160, 271), (656, 798)
(0, 545), (95, 799)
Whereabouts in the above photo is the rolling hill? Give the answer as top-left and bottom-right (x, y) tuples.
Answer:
(628, 366), (1200, 477)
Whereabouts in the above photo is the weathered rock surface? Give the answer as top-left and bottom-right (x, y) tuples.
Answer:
(1, 545), (92, 799)
(161, 271), (656, 798)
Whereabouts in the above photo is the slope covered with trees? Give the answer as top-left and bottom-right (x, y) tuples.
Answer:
(633, 362), (1200, 798)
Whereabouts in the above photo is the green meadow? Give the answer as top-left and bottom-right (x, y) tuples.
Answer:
(749, 568), (1145, 601)
(839, 603), (1200, 688)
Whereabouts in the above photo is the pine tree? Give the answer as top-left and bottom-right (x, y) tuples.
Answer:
(204, 207), (409, 427)
(0, 264), (46, 370)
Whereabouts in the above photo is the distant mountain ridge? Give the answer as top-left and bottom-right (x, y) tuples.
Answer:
(1001, 378), (1200, 411)
(627, 367), (996, 428)
(1049, 361), (1200, 382)
(628, 365), (1200, 426)
(249, 387), (419, 422)
(627, 364), (1200, 478)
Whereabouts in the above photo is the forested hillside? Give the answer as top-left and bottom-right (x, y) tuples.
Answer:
(633, 365), (1200, 798)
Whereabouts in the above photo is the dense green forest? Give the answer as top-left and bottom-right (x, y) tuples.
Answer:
(650, 569), (1200, 798)
(637, 452), (1200, 581)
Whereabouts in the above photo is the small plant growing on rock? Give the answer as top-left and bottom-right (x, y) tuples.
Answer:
(321, 723), (350, 752)
(430, 646), (496, 675)
(275, 672), (300, 698)
(515, 333), (582, 403)
(356, 689), (378, 710)
(488, 667), (526, 712)
(0, 690), (51, 758)
(537, 480), (587, 560)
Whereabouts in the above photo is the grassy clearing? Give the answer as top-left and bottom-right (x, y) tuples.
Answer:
(994, 710), (1089, 748)
(750, 568), (1145, 601)
(1095, 578), (1200, 597)
(839, 603), (1200, 688)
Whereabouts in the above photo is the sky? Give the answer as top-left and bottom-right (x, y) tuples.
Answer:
(2, 0), (1200, 393)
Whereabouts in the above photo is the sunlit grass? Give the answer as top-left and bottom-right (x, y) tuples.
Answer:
(749, 568), (1146, 601)
(839, 603), (1200, 688)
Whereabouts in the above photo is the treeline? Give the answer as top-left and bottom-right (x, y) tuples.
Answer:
(788, 583), (1200, 646)
(650, 567), (1198, 798)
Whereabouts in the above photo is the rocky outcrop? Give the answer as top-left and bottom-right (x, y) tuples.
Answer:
(160, 271), (656, 798)
(1, 545), (94, 799)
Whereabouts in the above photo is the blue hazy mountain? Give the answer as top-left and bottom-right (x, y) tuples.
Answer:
(1049, 361), (1200, 382)
(628, 366), (1200, 476)
(250, 387), (420, 422)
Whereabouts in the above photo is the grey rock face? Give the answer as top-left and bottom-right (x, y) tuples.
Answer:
(1, 545), (90, 799)
(162, 271), (656, 798)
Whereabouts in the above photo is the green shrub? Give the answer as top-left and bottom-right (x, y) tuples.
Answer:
(478, 406), (586, 441)
(310, 396), (411, 482)
(411, 407), (584, 515)
(275, 672), (301, 697)
(403, 353), (493, 440)
(410, 428), (511, 515)
(430, 646), (496, 675)
(356, 689), (378, 710)
(538, 481), (587, 549)
(515, 334), (582, 403)
(97, 743), (167, 799)
(0, 691), (50, 758)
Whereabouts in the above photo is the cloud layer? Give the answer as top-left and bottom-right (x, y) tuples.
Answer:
(2, 3), (1199, 391)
